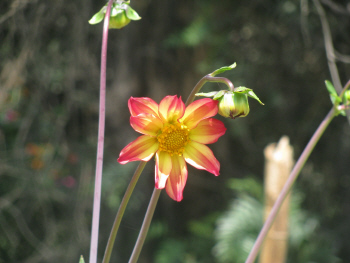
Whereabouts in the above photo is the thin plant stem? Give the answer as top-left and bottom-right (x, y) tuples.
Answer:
(89, 1), (113, 263)
(102, 161), (147, 263)
(185, 75), (234, 106)
(313, 0), (350, 125)
(245, 79), (350, 263)
(128, 188), (162, 263)
(313, 0), (342, 93)
(245, 107), (336, 263)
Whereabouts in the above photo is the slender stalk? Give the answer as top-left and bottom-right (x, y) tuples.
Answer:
(89, 1), (113, 263)
(313, 0), (342, 94)
(245, 107), (336, 263)
(185, 75), (234, 106)
(102, 161), (147, 263)
(313, 0), (350, 125)
(128, 188), (162, 263)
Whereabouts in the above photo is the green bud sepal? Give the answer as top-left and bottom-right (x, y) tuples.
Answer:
(325, 80), (350, 116)
(209, 63), (237, 77)
(196, 87), (264, 119)
(89, 1), (141, 29)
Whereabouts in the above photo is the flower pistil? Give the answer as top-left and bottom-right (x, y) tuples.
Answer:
(157, 123), (190, 156)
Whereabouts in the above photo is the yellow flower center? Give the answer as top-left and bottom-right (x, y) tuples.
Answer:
(157, 123), (190, 156)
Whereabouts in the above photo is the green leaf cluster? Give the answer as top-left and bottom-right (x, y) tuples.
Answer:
(210, 63), (237, 77)
(214, 178), (338, 263)
(196, 64), (264, 106)
(88, 1), (141, 29)
(196, 87), (264, 106)
(325, 80), (349, 116)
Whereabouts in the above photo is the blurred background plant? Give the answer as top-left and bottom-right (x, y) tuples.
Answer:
(0, 0), (349, 262)
(214, 178), (340, 263)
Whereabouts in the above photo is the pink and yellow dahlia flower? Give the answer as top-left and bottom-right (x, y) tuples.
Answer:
(118, 95), (226, 201)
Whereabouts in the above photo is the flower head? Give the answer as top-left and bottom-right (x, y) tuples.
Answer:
(118, 95), (226, 201)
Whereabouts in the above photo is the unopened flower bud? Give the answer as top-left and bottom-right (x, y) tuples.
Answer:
(109, 10), (130, 29)
(196, 86), (263, 119)
(89, 2), (141, 30)
(218, 92), (250, 119)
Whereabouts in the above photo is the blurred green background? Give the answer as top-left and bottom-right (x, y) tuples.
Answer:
(0, 0), (349, 262)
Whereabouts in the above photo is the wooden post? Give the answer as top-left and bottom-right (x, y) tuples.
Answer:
(259, 136), (294, 263)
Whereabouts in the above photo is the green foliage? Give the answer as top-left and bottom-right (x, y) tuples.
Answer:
(89, 1), (141, 29)
(325, 80), (340, 104)
(164, 17), (209, 47)
(210, 63), (237, 77)
(227, 177), (263, 200)
(124, 4), (141, 20)
(214, 195), (263, 263)
(154, 239), (188, 263)
(88, 8), (105, 25)
(325, 80), (347, 116)
(195, 64), (264, 109)
(233, 87), (264, 105)
(150, 215), (219, 263)
(213, 178), (339, 263)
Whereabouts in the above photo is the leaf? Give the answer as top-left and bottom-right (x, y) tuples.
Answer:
(325, 80), (337, 97)
(195, 90), (227, 100)
(195, 91), (219, 97)
(88, 9), (106, 24)
(330, 93), (341, 104)
(325, 80), (342, 105)
(111, 7), (124, 17)
(233, 87), (264, 105)
(247, 91), (264, 105)
(233, 86), (252, 93)
(79, 255), (85, 263)
(125, 5), (141, 20)
(213, 90), (226, 100)
(338, 110), (346, 116)
(210, 63), (237, 76)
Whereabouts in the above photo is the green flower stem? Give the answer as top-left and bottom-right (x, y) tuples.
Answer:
(245, 107), (336, 263)
(128, 188), (162, 263)
(185, 75), (234, 106)
(89, 1), (113, 263)
(102, 161), (147, 263)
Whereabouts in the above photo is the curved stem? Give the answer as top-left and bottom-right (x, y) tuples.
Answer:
(128, 188), (162, 263)
(102, 161), (148, 263)
(185, 75), (234, 106)
(89, 1), (113, 263)
(245, 107), (336, 263)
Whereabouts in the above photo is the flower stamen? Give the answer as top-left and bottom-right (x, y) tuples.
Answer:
(157, 123), (190, 156)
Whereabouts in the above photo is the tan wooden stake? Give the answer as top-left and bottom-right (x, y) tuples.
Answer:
(260, 136), (294, 263)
